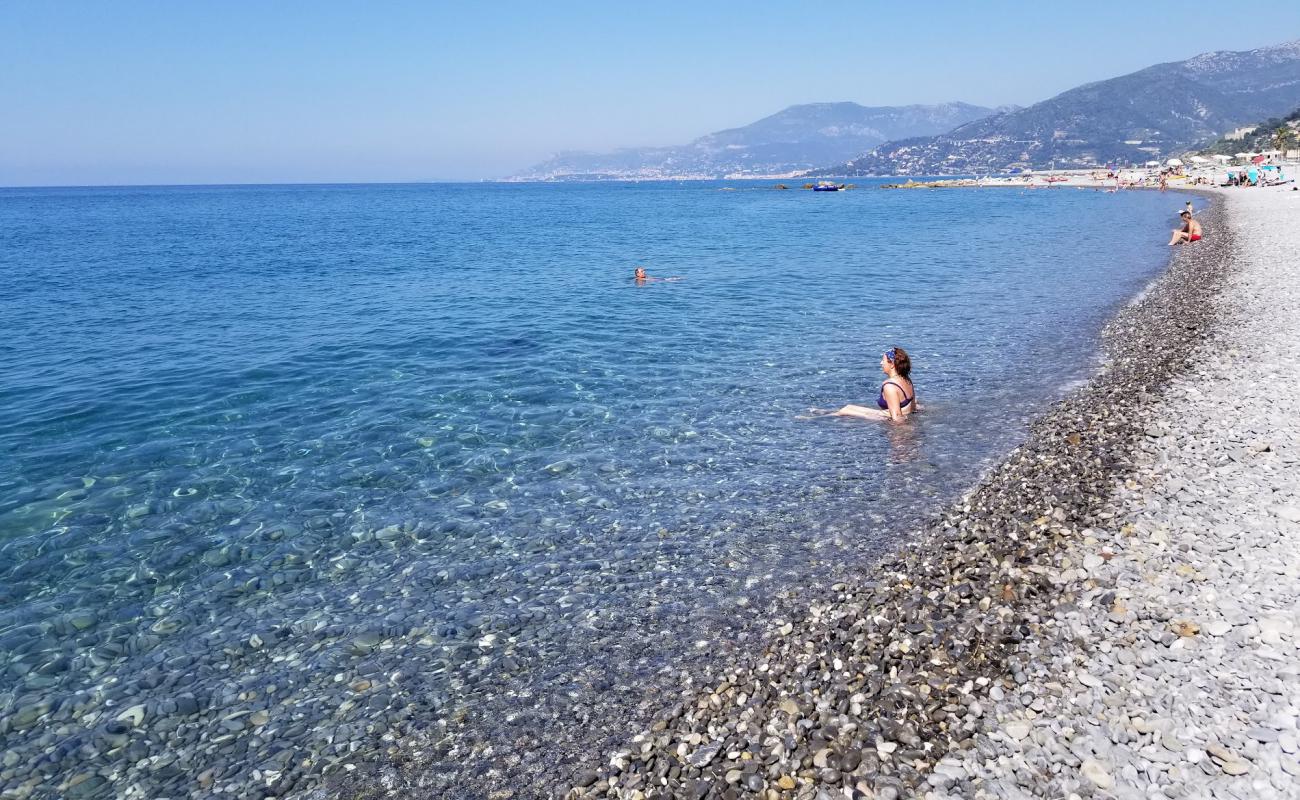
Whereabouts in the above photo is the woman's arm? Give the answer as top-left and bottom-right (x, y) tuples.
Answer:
(882, 384), (904, 421)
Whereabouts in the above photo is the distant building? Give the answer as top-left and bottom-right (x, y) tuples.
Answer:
(1224, 126), (1258, 141)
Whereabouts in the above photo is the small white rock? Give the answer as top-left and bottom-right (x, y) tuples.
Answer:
(1204, 620), (1232, 637)
(1003, 721), (1031, 741)
(1081, 758), (1115, 790)
(1077, 672), (1103, 689)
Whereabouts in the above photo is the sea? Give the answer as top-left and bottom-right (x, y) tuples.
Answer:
(0, 180), (1189, 797)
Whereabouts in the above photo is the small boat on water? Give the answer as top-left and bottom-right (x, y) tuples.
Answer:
(812, 181), (845, 192)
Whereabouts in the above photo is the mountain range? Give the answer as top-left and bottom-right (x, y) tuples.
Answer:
(811, 39), (1300, 176)
(507, 102), (1011, 181)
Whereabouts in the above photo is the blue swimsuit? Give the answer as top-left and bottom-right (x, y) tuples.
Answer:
(877, 381), (914, 410)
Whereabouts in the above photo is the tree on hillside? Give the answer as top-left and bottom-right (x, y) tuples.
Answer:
(1197, 108), (1300, 157)
(1274, 126), (1296, 153)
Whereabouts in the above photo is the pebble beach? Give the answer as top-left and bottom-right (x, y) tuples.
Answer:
(5, 16), (1300, 800)
(950, 186), (1300, 798)
(3, 185), (1294, 800)
(2, 184), (1187, 800)
(547, 187), (1299, 800)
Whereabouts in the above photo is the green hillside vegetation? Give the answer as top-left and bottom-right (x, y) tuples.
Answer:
(1198, 108), (1300, 155)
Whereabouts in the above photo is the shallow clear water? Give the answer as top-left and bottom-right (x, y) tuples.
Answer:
(0, 181), (1184, 796)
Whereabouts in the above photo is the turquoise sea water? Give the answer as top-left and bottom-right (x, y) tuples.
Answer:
(0, 181), (1186, 797)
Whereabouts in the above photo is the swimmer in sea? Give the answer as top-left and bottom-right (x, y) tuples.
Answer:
(803, 347), (918, 422)
(634, 266), (682, 283)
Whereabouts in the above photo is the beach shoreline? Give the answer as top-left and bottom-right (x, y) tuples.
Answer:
(549, 191), (1270, 798)
(0, 181), (1189, 800)
(875, 170), (1227, 191)
(320, 191), (1244, 800)
(301, 187), (1197, 800)
(947, 186), (1300, 799)
(318, 191), (1263, 800)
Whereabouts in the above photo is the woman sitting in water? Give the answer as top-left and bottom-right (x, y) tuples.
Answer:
(808, 347), (917, 422)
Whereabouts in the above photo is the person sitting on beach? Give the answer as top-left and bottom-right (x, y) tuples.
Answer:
(817, 347), (918, 422)
(1168, 210), (1202, 246)
(634, 266), (682, 284)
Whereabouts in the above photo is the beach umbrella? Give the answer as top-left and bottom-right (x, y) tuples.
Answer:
(1189, 156), (1209, 164)
(1165, 158), (1184, 167)
(1234, 152), (1251, 159)
(1261, 149), (1281, 156)
(1212, 154), (1232, 162)
(1144, 160), (1160, 166)
(1251, 154), (1267, 164)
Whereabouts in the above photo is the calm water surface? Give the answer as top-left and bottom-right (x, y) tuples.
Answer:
(0, 182), (1185, 797)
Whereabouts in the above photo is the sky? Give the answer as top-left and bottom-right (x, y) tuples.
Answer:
(2, 2), (1298, 186)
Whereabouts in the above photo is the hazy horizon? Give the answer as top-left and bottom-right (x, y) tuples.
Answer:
(3, 1), (1298, 187)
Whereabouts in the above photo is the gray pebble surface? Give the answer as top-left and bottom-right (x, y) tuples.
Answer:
(949, 187), (1300, 800)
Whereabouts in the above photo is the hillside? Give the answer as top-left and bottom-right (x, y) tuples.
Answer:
(507, 102), (1009, 181)
(1196, 107), (1300, 156)
(810, 39), (1300, 176)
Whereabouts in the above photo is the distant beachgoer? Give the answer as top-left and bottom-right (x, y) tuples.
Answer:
(804, 347), (917, 422)
(1169, 210), (1203, 246)
(634, 266), (682, 284)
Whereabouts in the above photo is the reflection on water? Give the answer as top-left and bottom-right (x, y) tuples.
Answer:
(884, 417), (925, 465)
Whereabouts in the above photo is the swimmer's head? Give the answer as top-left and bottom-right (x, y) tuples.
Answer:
(634, 266), (647, 279)
(881, 347), (912, 379)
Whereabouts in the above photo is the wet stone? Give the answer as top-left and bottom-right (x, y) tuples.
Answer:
(65, 773), (109, 799)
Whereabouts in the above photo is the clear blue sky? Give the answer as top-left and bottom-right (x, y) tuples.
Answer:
(2, 1), (1297, 185)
